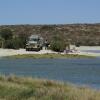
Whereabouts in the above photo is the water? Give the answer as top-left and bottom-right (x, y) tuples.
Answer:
(0, 57), (100, 89)
(82, 50), (100, 53)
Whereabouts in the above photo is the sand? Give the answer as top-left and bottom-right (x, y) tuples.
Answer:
(0, 46), (100, 57)
(77, 46), (100, 57)
(0, 48), (57, 57)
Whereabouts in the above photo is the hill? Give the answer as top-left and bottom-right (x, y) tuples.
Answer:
(0, 24), (100, 46)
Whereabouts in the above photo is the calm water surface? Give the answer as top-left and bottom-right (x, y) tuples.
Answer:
(0, 57), (100, 89)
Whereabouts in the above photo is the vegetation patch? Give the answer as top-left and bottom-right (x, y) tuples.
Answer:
(11, 54), (94, 59)
(0, 75), (99, 100)
(0, 24), (100, 47)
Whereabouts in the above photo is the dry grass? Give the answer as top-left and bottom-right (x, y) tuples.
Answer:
(0, 75), (100, 100)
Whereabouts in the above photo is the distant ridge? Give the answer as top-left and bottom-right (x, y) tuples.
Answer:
(0, 23), (100, 46)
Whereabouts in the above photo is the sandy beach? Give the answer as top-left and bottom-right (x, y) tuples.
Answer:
(0, 46), (100, 57)
(0, 48), (57, 57)
(77, 46), (100, 57)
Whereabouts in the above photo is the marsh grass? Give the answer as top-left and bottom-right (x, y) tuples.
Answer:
(11, 54), (93, 59)
(0, 75), (99, 100)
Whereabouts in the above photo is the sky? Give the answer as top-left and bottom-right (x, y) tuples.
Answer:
(0, 0), (100, 25)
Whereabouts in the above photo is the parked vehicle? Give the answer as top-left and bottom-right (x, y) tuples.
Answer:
(26, 35), (43, 51)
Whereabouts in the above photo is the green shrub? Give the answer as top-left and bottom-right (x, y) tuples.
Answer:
(4, 38), (26, 49)
(50, 33), (66, 52)
(0, 28), (13, 40)
(0, 41), (2, 48)
(4, 40), (14, 49)
(1, 34), (27, 49)
(50, 41), (65, 52)
(18, 34), (27, 48)
(12, 37), (25, 49)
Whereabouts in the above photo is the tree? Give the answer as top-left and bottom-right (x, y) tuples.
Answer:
(0, 29), (13, 40)
(0, 36), (4, 48)
(18, 33), (27, 48)
(50, 32), (66, 52)
(4, 39), (14, 49)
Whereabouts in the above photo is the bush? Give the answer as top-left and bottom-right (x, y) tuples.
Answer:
(12, 37), (25, 49)
(4, 40), (14, 49)
(0, 41), (2, 48)
(0, 29), (13, 40)
(0, 29), (28, 49)
(4, 38), (26, 49)
(50, 41), (65, 52)
(18, 34), (27, 48)
(50, 34), (66, 52)
(2, 34), (27, 49)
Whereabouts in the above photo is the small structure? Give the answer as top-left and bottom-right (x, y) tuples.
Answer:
(26, 35), (44, 51)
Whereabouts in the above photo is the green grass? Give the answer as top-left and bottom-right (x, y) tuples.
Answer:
(11, 54), (94, 59)
(0, 75), (99, 100)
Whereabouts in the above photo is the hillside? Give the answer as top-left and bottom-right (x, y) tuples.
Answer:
(0, 24), (100, 46)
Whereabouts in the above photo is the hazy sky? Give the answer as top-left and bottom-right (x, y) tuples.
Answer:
(0, 0), (100, 25)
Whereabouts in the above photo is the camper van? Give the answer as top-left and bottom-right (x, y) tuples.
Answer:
(26, 35), (43, 51)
